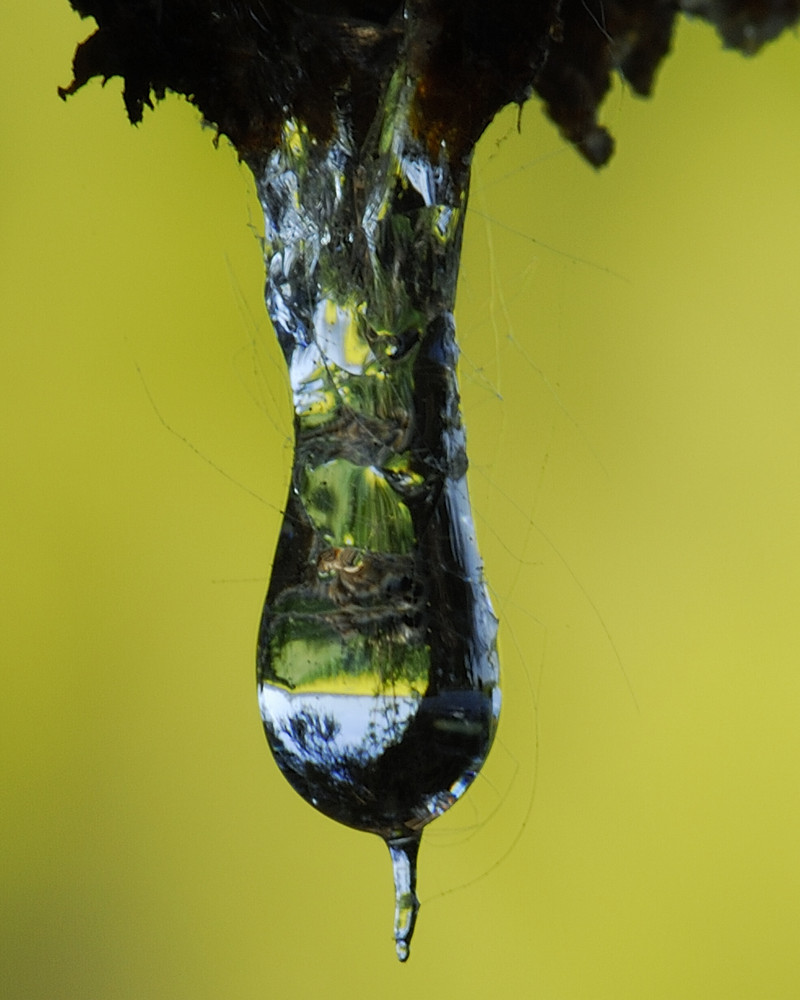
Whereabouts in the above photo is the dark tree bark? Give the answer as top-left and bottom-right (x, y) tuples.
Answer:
(61, 0), (800, 169)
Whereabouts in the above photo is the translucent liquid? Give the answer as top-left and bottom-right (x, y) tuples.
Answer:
(255, 71), (499, 960)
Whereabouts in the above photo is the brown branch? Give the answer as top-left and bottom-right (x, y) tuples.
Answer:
(60, 0), (800, 167)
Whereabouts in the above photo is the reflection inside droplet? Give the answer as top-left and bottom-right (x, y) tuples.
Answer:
(259, 685), (498, 836)
(255, 69), (500, 960)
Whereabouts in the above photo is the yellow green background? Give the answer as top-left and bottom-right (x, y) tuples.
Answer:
(3, 5), (800, 997)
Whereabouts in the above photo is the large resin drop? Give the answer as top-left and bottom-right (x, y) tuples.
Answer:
(256, 70), (499, 960)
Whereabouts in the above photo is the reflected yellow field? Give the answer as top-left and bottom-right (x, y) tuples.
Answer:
(3, 6), (800, 997)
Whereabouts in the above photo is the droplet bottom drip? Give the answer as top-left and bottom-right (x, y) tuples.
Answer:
(255, 63), (500, 960)
(388, 835), (421, 962)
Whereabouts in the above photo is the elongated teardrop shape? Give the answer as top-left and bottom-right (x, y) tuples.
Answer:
(255, 70), (499, 960)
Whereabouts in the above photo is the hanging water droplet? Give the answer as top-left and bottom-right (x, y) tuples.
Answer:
(255, 67), (500, 959)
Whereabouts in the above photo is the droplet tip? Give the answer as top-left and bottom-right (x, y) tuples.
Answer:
(387, 833), (421, 963)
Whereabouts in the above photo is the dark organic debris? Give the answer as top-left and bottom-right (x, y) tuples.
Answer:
(60, 0), (800, 167)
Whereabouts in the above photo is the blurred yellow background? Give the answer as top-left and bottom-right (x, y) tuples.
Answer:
(3, 5), (800, 998)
